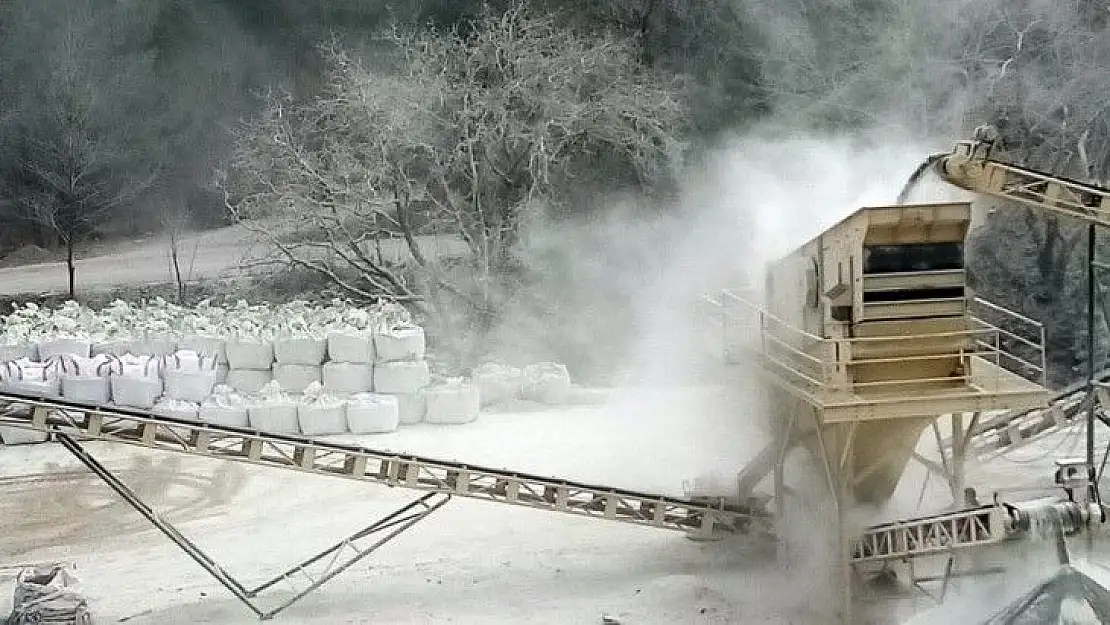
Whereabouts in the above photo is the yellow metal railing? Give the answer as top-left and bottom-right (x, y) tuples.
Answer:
(707, 290), (1047, 399)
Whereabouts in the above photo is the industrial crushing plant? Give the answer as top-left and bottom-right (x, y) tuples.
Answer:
(4, 128), (1110, 623)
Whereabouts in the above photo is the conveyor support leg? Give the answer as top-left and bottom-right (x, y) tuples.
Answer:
(55, 433), (451, 620)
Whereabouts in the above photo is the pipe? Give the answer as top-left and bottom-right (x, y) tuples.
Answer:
(1007, 499), (1104, 537)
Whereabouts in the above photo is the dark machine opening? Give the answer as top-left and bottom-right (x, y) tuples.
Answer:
(863, 287), (965, 303)
(863, 243), (963, 274)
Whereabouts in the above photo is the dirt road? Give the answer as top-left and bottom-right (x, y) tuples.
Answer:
(0, 225), (464, 296)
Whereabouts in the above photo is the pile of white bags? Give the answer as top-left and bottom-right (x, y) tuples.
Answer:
(0, 299), (560, 444)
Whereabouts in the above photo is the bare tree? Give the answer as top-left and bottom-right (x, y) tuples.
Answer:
(162, 204), (199, 304)
(223, 3), (686, 359)
(0, 0), (160, 298)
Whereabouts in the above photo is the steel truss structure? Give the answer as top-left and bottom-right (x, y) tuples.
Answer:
(57, 431), (449, 620)
(0, 389), (772, 618)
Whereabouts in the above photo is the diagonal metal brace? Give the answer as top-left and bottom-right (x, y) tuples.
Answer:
(55, 433), (451, 620)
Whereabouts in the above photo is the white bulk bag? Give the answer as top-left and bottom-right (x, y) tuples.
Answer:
(152, 398), (201, 439)
(298, 382), (347, 436)
(199, 387), (249, 429)
(60, 354), (114, 379)
(178, 335), (227, 364)
(225, 339), (274, 370)
(116, 354), (161, 379)
(273, 364), (322, 394)
(61, 376), (110, 404)
(395, 392), (427, 425)
(0, 425), (48, 445)
(0, 343), (36, 363)
(248, 403), (299, 434)
(345, 393), (399, 434)
(326, 332), (374, 364)
(247, 382), (299, 434)
(521, 363), (572, 404)
(131, 335), (178, 357)
(110, 375), (163, 409)
(152, 398), (200, 422)
(472, 363), (524, 407)
(2, 360), (61, 397)
(91, 339), (133, 357)
(225, 369), (272, 394)
(162, 350), (218, 375)
(4, 379), (60, 397)
(274, 337), (327, 365)
(322, 362), (373, 395)
(373, 361), (430, 395)
(424, 382), (480, 425)
(38, 338), (91, 360)
(164, 370), (219, 403)
(373, 325), (426, 362)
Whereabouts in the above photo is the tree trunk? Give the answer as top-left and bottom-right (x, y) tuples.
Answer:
(66, 237), (76, 299)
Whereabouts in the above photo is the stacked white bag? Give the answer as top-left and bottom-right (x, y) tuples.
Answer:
(110, 354), (163, 409)
(273, 336), (326, 393)
(372, 323), (431, 424)
(247, 381), (299, 434)
(521, 362), (573, 404)
(471, 363), (524, 407)
(162, 350), (220, 403)
(0, 298), (489, 444)
(59, 354), (114, 404)
(0, 358), (59, 445)
(424, 377), (480, 425)
(298, 381), (347, 436)
(1, 358), (62, 398)
(346, 392), (399, 434)
(200, 385), (250, 428)
(225, 330), (275, 395)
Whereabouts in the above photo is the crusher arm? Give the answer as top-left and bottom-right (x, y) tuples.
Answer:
(931, 133), (1110, 228)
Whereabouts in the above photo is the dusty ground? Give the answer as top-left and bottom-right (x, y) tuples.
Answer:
(1, 384), (1089, 624)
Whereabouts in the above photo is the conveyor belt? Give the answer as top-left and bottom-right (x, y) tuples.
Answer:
(0, 390), (770, 537)
(852, 504), (1014, 563)
(3, 389), (1082, 569)
(946, 371), (1110, 457)
(938, 148), (1110, 227)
